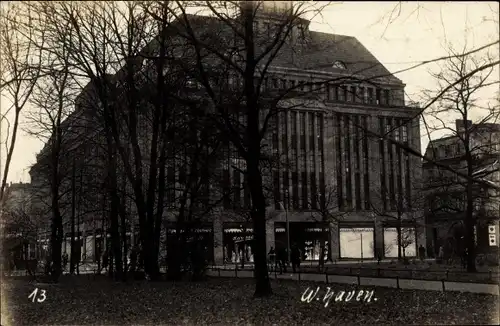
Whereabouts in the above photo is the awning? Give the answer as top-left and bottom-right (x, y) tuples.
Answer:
(305, 228), (328, 232)
(340, 228), (374, 232)
(275, 227), (286, 233)
(224, 228), (253, 233)
(234, 235), (253, 243)
(167, 228), (212, 234)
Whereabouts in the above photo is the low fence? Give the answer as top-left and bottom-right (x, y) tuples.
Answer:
(206, 267), (500, 296)
(214, 263), (499, 284)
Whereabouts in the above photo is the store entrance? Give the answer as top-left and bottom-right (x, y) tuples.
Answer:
(275, 222), (330, 262)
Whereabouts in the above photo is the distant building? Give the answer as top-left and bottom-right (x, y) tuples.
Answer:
(423, 120), (500, 256)
(29, 4), (423, 265)
(1, 182), (36, 260)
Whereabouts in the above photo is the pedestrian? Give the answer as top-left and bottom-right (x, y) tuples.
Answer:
(291, 244), (301, 274)
(129, 246), (138, 272)
(102, 249), (109, 271)
(268, 247), (276, 271)
(277, 247), (287, 274)
(461, 248), (468, 269)
(418, 245), (425, 261)
(62, 252), (69, 271)
(438, 246), (444, 259)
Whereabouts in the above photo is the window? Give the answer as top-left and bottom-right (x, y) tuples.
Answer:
(444, 145), (451, 156)
(333, 60), (347, 69)
(402, 125), (408, 142)
(233, 171), (241, 208)
(272, 133), (279, 152)
(179, 169), (187, 184)
(367, 88), (375, 104)
(327, 84), (334, 101)
(339, 86), (346, 101)
(385, 123), (391, 135)
(310, 172), (317, 209)
(292, 172), (299, 209)
(273, 174), (280, 209)
(347, 86), (354, 102)
(300, 113), (305, 135)
(283, 171), (290, 208)
(222, 170), (231, 209)
(280, 79), (287, 89)
(301, 172), (308, 209)
(359, 87), (365, 103)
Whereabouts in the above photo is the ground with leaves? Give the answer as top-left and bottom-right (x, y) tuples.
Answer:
(1, 275), (498, 325)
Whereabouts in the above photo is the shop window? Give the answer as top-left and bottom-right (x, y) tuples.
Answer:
(339, 228), (374, 259)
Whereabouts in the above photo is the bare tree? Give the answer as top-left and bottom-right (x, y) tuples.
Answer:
(370, 182), (425, 261)
(146, 0), (335, 297)
(423, 42), (499, 272)
(0, 3), (44, 200)
(306, 168), (347, 270)
(24, 54), (78, 281)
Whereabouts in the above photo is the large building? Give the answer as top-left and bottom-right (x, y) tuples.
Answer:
(30, 3), (423, 265)
(423, 120), (499, 257)
(1, 182), (37, 261)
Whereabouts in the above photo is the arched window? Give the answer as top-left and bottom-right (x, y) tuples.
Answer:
(333, 60), (347, 69)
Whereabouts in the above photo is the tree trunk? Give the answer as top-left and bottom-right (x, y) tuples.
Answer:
(70, 163), (76, 275)
(119, 201), (127, 281)
(119, 177), (128, 281)
(76, 200), (80, 276)
(318, 239), (326, 271)
(106, 134), (123, 281)
(465, 181), (477, 272)
(247, 159), (272, 297)
(397, 217), (402, 261)
(49, 141), (63, 282)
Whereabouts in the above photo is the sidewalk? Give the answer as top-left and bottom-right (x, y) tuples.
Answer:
(206, 267), (500, 296)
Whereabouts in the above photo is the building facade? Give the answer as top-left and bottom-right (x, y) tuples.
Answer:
(1, 182), (37, 261)
(423, 120), (500, 257)
(29, 5), (423, 265)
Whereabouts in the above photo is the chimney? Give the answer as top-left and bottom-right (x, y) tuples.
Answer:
(456, 119), (472, 132)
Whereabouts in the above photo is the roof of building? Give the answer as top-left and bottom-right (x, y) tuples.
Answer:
(157, 13), (403, 85)
(274, 30), (401, 84)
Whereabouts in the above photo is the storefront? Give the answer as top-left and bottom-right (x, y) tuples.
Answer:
(166, 223), (214, 264)
(275, 222), (329, 261)
(223, 223), (254, 264)
(339, 227), (374, 259)
(383, 227), (417, 258)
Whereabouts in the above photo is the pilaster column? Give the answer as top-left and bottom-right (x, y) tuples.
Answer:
(329, 221), (339, 261)
(266, 219), (275, 253)
(374, 219), (384, 258)
(213, 212), (224, 265)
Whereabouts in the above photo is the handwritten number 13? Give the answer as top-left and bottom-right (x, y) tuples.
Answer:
(28, 288), (46, 303)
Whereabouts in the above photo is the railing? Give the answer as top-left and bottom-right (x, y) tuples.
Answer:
(206, 266), (499, 295)
(212, 262), (499, 284)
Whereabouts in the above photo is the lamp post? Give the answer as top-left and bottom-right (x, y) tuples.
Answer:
(284, 189), (291, 264)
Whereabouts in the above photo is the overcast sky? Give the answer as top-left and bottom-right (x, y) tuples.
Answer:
(1, 1), (499, 183)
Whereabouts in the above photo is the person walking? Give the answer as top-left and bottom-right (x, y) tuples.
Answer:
(461, 247), (468, 269)
(268, 247), (276, 271)
(438, 245), (444, 263)
(418, 245), (425, 262)
(62, 252), (69, 271)
(277, 247), (287, 274)
(291, 244), (301, 274)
